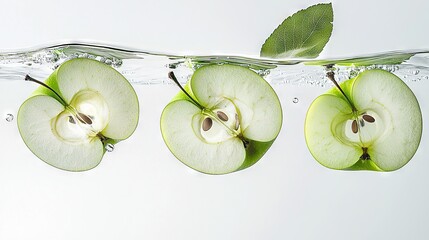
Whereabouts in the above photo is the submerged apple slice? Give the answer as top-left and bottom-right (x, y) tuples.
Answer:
(305, 69), (422, 171)
(161, 64), (282, 174)
(18, 58), (139, 171)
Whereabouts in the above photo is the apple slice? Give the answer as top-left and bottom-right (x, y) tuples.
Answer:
(161, 64), (282, 175)
(18, 58), (139, 171)
(305, 69), (422, 171)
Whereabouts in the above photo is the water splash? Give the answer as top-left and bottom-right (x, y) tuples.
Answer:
(0, 43), (429, 86)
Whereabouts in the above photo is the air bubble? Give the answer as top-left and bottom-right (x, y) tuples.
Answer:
(96, 56), (106, 62)
(293, 97), (299, 103)
(5, 113), (14, 122)
(257, 69), (270, 77)
(111, 58), (123, 68)
(44, 51), (60, 63)
(105, 143), (114, 152)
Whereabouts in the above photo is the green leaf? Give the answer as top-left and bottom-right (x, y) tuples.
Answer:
(260, 3), (333, 59)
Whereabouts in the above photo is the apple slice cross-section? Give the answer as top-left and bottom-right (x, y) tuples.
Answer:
(305, 69), (422, 171)
(161, 64), (283, 175)
(18, 58), (139, 171)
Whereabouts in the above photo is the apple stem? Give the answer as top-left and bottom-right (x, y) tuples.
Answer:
(97, 133), (108, 142)
(325, 70), (357, 112)
(360, 147), (370, 160)
(25, 75), (68, 106)
(238, 134), (249, 148)
(168, 71), (204, 110)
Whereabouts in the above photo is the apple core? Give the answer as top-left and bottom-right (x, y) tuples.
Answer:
(196, 98), (242, 144)
(341, 111), (383, 146)
(54, 90), (109, 144)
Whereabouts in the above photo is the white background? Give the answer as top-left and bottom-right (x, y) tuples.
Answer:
(0, 0), (429, 240)
(1, 0), (429, 56)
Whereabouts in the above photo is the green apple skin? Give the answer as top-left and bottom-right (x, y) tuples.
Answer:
(305, 69), (422, 171)
(18, 58), (139, 171)
(161, 64), (282, 175)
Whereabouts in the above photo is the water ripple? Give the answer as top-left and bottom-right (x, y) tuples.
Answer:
(1, 42), (428, 86)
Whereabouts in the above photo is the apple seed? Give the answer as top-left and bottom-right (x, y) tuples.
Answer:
(77, 113), (93, 125)
(202, 117), (213, 131)
(234, 113), (239, 130)
(217, 111), (228, 122)
(68, 116), (76, 124)
(362, 114), (375, 123)
(352, 120), (358, 133)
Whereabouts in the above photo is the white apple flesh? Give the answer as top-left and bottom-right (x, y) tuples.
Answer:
(161, 65), (282, 175)
(18, 59), (139, 171)
(305, 69), (422, 171)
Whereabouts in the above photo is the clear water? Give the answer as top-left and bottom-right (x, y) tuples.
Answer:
(1, 43), (429, 239)
(2, 43), (429, 86)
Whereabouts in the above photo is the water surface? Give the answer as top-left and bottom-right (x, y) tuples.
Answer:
(1, 43), (428, 86)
